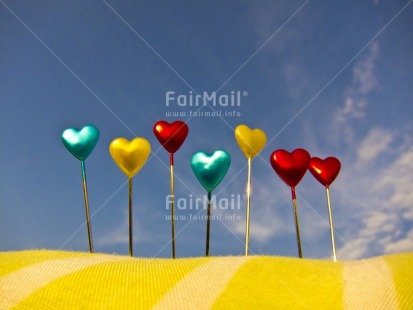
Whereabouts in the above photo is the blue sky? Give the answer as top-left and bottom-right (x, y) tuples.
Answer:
(1, 0), (412, 260)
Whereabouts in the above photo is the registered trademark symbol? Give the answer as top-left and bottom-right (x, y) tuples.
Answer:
(243, 91), (248, 97)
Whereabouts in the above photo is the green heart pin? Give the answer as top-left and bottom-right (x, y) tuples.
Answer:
(62, 125), (99, 253)
(191, 150), (231, 256)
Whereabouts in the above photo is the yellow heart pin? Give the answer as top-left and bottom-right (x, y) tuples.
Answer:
(235, 125), (267, 158)
(109, 137), (151, 177)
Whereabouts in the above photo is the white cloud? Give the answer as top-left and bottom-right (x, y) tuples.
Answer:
(249, 2), (310, 53)
(223, 178), (295, 243)
(356, 128), (393, 163)
(231, 212), (281, 242)
(337, 131), (413, 259)
(338, 237), (371, 260)
(97, 208), (156, 246)
(326, 39), (413, 259)
(357, 211), (398, 241)
(336, 42), (379, 124)
(353, 42), (379, 95)
(223, 174), (330, 247)
(384, 228), (413, 254)
(98, 227), (129, 246)
(249, 204), (294, 241)
(403, 205), (413, 221)
(373, 145), (413, 222)
(282, 62), (311, 100)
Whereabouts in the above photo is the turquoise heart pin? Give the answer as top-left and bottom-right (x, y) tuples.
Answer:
(62, 125), (99, 253)
(62, 125), (99, 161)
(191, 150), (231, 256)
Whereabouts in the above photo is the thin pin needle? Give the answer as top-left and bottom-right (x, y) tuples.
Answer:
(326, 186), (337, 262)
(245, 157), (252, 256)
(80, 160), (94, 253)
(128, 176), (133, 257)
(206, 191), (212, 257)
(170, 153), (176, 259)
(291, 187), (302, 258)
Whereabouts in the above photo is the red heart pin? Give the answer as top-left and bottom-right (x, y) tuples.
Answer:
(270, 149), (311, 187)
(309, 157), (341, 187)
(153, 121), (189, 154)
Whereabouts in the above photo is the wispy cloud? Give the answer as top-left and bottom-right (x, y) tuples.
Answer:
(356, 128), (393, 163)
(325, 37), (413, 259)
(96, 208), (158, 246)
(384, 228), (413, 253)
(337, 131), (413, 259)
(282, 62), (311, 100)
(373, 145), (413, 222)
(337, 42), (379, 122)
(221, 178), (295, 243)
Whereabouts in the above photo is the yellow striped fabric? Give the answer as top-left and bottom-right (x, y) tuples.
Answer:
(0, 251), (412, 309)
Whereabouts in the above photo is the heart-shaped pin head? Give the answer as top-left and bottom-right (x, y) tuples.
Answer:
(109, 137), (151, 177)
(309, 157), (341, 187)
(191, 150), (231, 192)
(270, 148), (311, 187)
(62, 125), (100, 161)
(153, 120), (188, 154)
(235, 124), (267, 158)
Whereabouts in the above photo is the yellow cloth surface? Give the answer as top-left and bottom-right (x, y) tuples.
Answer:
(0, 250), (412, 309)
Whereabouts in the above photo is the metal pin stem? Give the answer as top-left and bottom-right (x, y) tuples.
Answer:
(326, 186), (337, 262)
(128, 177), (133, 257)
(170, 153), (176, 259)
(245, 157), (252, 256)
(206, 191), (212, 257)
(291, 187), (302, 258)
(80, 160), (94, 253)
